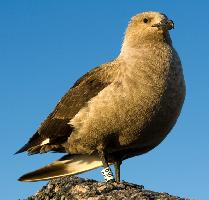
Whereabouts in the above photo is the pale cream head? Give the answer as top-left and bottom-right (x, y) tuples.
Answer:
(121, 12), (174, 52)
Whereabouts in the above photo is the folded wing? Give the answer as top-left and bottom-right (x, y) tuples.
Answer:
(16, 65), (110, 155)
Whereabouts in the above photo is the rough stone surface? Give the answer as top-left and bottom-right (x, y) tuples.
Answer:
(26, 176), (189, 200)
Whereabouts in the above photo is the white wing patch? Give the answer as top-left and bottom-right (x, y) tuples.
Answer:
(40, 138), (50, 146)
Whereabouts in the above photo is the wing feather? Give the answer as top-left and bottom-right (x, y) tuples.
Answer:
(16, 64), (111, 154)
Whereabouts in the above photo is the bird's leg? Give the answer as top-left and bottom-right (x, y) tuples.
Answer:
(100, 151), (109, 168)
(114, 160), (122, 182)
(99, 150), (115, 182)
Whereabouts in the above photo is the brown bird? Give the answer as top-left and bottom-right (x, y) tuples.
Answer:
(16, 11), (185, 182)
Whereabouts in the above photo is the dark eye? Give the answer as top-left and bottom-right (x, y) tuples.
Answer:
(143, 18), (149, 23)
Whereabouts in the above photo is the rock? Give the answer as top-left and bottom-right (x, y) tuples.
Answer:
(26, 176), (189, 200)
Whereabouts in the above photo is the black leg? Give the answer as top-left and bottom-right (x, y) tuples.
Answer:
(99, 150), (115, 182)
(99, 151), (109, 168)
(114, 160), (122, 182)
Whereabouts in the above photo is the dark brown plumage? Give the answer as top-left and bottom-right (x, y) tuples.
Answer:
(16, 11), (185, 182)
(16, 66), (109, 154)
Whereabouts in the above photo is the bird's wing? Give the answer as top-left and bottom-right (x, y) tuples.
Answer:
(16, 64), (112, 154)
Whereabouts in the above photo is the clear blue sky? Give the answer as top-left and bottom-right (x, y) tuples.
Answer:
(1, 1), (209, 199)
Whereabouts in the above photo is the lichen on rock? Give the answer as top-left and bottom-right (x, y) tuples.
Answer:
(26, 176), (189, 200)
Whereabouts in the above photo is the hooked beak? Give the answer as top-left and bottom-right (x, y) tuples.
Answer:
(152, 20), (174, 30)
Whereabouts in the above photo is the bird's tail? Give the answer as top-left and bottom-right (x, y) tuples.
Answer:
(18, 154), (103, 182)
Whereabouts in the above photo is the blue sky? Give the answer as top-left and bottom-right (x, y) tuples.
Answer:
(1, 1), (209, 199)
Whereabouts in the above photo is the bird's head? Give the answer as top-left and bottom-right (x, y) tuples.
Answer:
(122, 12), (174, 50)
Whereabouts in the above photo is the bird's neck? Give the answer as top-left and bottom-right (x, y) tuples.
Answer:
(119, 40), (173, 68)
(120, 30), (172, 53)
(116, 41), (174, 87)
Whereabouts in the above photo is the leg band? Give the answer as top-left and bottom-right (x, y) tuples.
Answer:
(101, 167), (114, 182)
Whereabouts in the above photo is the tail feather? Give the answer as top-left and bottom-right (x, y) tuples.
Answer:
(18, 154), (103, 182)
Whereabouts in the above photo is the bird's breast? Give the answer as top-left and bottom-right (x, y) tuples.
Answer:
(116, 59), (185, 149)
(68, 50), (185, 154)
